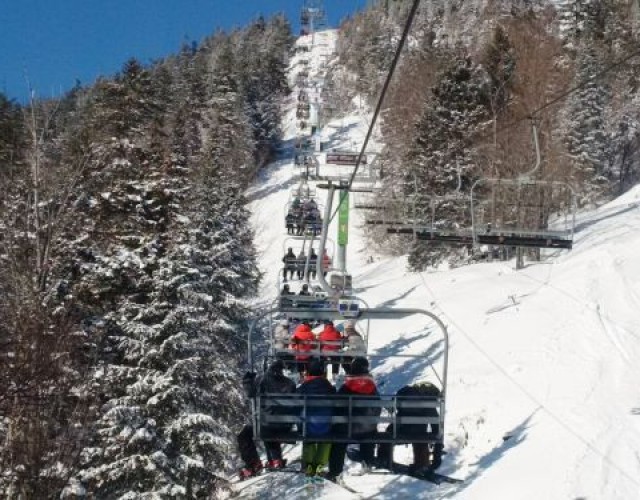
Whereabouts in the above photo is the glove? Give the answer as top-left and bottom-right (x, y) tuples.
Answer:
(242, 371), (257, 383)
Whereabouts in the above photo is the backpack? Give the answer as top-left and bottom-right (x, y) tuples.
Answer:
(395, 383), (441, 433)
(398, 382), (441, 399)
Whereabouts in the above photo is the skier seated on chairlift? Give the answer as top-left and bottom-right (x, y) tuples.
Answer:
(274, 319), (294, 369)
(297, 357), (336, 479)
(296, 211), (306, 236)
(296, 249), (306, 279)
(321, 250), (332, 277)
(341, 321), (366, 375)
(282, 248), (297, 281)
(280, 284), (294, 307)
(306, 210), (322, 236)
(308, 248), (318, 279)
(285, 210), (296, 234)
(290, 321), (316, 375)
(237, 360), (296, 479)
(327, 356), (381, 482)
(303, 198), (317, 213)
(318, 320), (343, 378)
(375, 381), (444, 473)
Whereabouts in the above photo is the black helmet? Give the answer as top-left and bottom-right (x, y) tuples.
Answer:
(307, 357), (325, 376)
(351, 357), (369, 376)
(269, 359), (285, 375)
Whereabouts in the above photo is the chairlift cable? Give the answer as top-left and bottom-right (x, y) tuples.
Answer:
(484, 43), (640, 141)
(326, 0), (422, 225)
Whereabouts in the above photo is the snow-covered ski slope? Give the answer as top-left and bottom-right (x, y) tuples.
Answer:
(242, 30), (640, 499)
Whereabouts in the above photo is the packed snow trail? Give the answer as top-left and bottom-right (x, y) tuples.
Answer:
(242, 29), (640, 499)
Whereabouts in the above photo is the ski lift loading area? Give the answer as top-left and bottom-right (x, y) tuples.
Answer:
(247, 302), (449, 447)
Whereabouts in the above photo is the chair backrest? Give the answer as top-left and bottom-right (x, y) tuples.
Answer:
(255, 393), (444, 443)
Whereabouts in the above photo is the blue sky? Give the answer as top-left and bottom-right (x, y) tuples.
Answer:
(0, 1), (367, 102)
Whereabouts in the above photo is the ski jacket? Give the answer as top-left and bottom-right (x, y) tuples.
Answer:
(338, 374), (380, 435)
(297, 253), (306, 269)
(396, 383), (441, 435)
(297, 375), (336, 437)
(319, 324), (343, 352)
(303, 200), (316, 213)
(308, 251), (318, 270)
(290, 324), (316, 360)
(283, 251), (296, 267)
(253, 368), (297, 432)
(260, 369), (297, 396)
(322, 253), (331, 270)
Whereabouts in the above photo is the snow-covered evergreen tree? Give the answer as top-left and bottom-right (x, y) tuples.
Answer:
(566, 47), (609, 203)
(405, 56), (490, 270)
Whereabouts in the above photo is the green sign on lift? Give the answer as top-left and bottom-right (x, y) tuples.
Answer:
(338, 191), (349, 246)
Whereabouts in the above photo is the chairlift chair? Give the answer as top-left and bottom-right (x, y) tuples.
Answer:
(470, 178), (576, 249)
(247, 304), (449, 447)
(469, 122), (577, 249)
(279, 236), (336, 275)
(289, 183), (317, 201)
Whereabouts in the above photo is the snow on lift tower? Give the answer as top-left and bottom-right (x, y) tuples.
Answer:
(470, 120), (577, 250)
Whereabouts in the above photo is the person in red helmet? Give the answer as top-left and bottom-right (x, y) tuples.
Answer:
(327, 357), (380, 481)
(290, 321), (316, 375)
(318, 320), (343, 378)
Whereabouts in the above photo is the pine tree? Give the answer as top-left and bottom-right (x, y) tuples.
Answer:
(566, 47), (609, 204)
(405, 56), (490, 270)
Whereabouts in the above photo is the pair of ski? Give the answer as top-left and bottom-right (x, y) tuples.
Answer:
(267, 467), (360, 494)
(385, 461), (463, 485)
(346, 448), (463, 486)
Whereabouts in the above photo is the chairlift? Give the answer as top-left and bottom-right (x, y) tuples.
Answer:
(284, 198), (323, 239)
(364, 169), (475, 245)
(353, 188), (385, 210)
(326, 151), (368, 166)
(289, 182), (316, 200)
(469, 122), (576, 249)
(247, 304), (449, 448)
(280, 236), (336, 267)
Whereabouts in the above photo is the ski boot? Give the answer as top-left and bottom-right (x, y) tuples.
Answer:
(313, 465), (325, 484)
(238, 461), (263, 481)
(265, 458), (287, 470)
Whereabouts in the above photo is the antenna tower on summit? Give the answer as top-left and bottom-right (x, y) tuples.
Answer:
(300, 0), (327, 44)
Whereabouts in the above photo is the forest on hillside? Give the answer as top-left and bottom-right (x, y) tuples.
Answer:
(0, 16), (292, 498)
(2, 0), (640, 497)
(325, 0), (640, 269)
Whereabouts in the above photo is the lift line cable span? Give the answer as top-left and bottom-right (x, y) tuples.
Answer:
(326, 0), (421, 225)
(478, 42), (640, 142)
